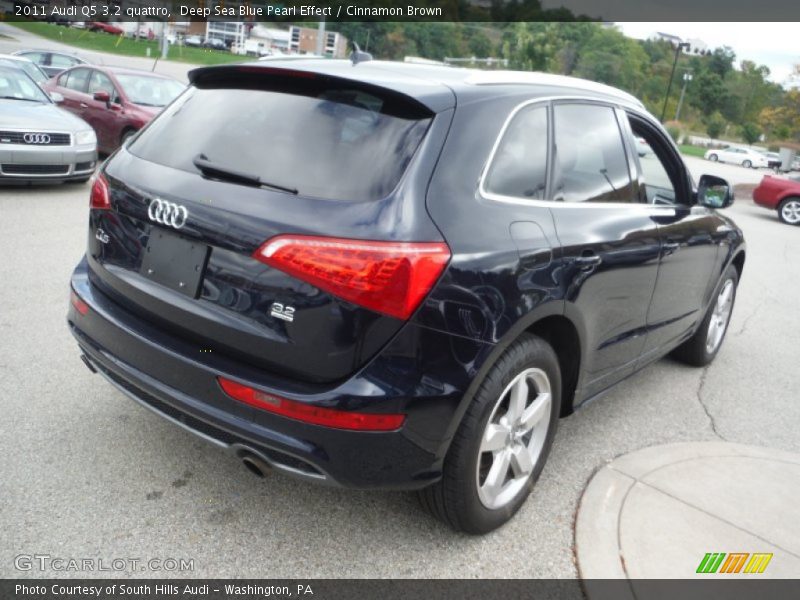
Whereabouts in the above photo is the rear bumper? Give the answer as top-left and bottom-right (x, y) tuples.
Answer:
(752, 186), (776, 209)
(69, 257), (492, 489)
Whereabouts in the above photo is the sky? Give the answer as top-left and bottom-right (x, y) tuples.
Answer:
(616, 23), (799, 86)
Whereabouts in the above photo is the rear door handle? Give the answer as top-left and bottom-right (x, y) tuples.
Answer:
(574, 253), (602, 269)
(80, 102), (88, 108)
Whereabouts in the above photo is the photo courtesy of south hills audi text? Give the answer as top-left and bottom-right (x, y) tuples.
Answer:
(1, 0), (800, 597)
(13, 584), (315, 597)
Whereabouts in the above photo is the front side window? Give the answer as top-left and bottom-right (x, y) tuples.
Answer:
(629, 118), (677, 205)
(553, 103), (633, 203)
(627, 114), (688, 206)
(484, 104), (548, 200)
(88, 71), (117, 101)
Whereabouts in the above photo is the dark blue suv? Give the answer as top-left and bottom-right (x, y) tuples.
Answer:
(68, 61), (745, 533)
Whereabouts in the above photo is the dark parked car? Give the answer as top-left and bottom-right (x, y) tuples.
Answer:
(68, 61), (745, 534)
(203, 38), (227, 51)
(43, 65), (184, 154)
(753, 173), (800, 225)
(11, 49), (89, 78)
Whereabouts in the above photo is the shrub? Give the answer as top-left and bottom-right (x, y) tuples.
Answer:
(705, 113), (726, 140)
(666, 125), (681, 143)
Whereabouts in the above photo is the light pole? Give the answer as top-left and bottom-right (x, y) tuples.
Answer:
(661, 41), (690, 122)
(315, 17), (326, 56)
(674, 71), (693, 122)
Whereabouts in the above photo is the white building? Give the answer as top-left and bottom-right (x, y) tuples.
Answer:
(245, 26), (290, 55)
(649, 32), (708, 55)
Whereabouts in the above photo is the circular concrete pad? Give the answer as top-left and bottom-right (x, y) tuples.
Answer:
(575, 442), (800, 584)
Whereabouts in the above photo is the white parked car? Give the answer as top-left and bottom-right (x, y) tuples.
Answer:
(635, 136), (652, 157)
(704, 146), (768, 169)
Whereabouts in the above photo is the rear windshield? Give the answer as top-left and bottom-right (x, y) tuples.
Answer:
(128, 76), (433, 202)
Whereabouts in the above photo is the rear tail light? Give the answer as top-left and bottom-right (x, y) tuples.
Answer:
(90, 174), (110, 210)
(70, 289), (89, 315)
(218, 377), (405, 431)
(252, 235), (450, 320)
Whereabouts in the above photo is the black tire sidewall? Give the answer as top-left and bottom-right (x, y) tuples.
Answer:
(446, 335), (562, 534)
(697, 266), (739, 364)
(778, 197), (800, 225)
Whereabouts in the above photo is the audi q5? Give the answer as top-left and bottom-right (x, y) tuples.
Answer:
(68, 60), (745, 533)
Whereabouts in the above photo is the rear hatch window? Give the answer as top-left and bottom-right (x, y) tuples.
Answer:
(128, 69), (433, 202)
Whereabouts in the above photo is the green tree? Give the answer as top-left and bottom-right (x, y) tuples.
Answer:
(572, 26), (648, 93)
(740, 122), (761, 145)
(691, 71), (727, 116)
(467, 30), (494, 58)
(705, 113), (726, 139)
(707, 47), (736, 79)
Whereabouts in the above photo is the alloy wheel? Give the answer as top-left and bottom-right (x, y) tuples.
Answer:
(781, 199), (800, 224)
(476, 368), (552, 510)
(706, 279), (734, 354)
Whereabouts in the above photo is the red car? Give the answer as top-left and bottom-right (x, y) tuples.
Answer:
(87, 22), (125, 35)
(43, 65), (185, 154)
(753, 174), (800, 225)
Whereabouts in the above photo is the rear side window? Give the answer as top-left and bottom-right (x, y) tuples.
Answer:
(129, 77), (433, 202)
(50, 54), (78, 69)
(19, 52), (46, 65)
(64, 68), (90, 93)
(553, 104), (633, 203)
(484, 105), (548, 200)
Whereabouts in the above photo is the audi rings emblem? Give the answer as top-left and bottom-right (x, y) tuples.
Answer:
(23, 133), (51, 144)
(148, 199), (189, 230)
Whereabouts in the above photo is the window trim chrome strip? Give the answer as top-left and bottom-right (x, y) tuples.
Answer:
(477, 96), (678, 216)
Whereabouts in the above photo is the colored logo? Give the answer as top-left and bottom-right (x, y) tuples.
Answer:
(696, 552), (773, 574)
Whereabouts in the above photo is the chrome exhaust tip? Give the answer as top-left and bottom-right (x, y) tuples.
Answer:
(239, 451), (273, 478)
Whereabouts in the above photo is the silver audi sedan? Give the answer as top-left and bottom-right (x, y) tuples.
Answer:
(0, 66), (97, 184)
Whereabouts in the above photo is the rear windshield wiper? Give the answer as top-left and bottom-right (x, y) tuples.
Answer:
(192, 154), (298, 195)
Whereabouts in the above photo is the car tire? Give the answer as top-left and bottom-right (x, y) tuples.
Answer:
(708, 154), (718, 162)
(418, 333), (561, 534)
(742, 160), (752, 168)
(778, 197), (800, 225)
(671, 265), (738, 367)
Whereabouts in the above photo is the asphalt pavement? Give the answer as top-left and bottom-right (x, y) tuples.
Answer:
(1, 25), (799, 579)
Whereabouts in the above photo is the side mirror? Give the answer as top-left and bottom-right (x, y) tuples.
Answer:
(93, 90), (111, 107)
(49, 91), (64, 104)
(697, 174), (734, 209)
